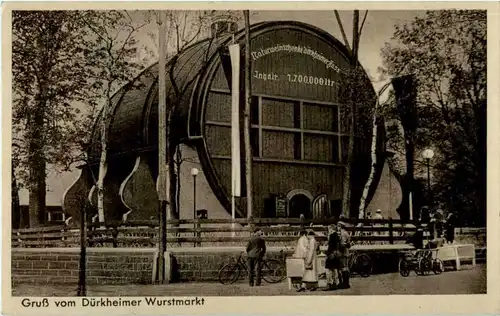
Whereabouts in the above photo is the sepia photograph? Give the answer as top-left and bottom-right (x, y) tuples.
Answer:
(3, 2), (497, 315)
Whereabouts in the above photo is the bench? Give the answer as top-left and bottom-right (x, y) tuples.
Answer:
(434, 244), (475, 270)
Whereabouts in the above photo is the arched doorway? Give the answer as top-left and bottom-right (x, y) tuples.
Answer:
(287, 189), (313, 218)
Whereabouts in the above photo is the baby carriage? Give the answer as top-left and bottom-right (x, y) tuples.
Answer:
(399, 245), (444, 277)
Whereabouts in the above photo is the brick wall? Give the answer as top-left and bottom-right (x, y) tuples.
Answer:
(12, 249), (154, 286)
(11, 248), (289, 285)
(12, 251), (81, 285)
(173, 249), (291, 282)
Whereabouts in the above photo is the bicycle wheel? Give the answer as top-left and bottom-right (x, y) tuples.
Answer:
(417, 257), (431, 276)
(261, 259), (286, 283)
(218, 263), (242, 285)
(354, 253), (372, 278)
(398, 258), (411, 277)
(432, 258), (444, 275)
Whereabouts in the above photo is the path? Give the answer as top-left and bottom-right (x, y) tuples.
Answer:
(12, 264), (486, 297)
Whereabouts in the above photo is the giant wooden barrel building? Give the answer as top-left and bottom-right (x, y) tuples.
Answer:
(63, 21), (386, 224)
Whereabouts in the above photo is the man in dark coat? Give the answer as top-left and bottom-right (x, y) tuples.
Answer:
(337, 221), (351, 289)
(407, 226), (424, 249)
(324, 225), (341, 290)
(445, 212), (456, 243)
(246, 228), (266, 286)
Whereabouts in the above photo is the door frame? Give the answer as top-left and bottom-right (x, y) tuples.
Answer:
(286, 189), (313, 218)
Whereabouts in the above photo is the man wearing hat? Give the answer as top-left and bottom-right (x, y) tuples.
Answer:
(373, 209), (384, 236)
(373, 209), (384, 220)
(246, 228), (266, 287)
(337, 220), (351, 289)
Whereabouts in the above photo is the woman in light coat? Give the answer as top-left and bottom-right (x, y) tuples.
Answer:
(293, 230), (309, 259)
(297, 231), (319, 292)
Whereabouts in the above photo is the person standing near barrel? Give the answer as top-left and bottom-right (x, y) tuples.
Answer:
(337, 221), (351, 289)
(324, 225), (341, 291)
(297, 231), (319, 292)
(246, 228), (266, 287)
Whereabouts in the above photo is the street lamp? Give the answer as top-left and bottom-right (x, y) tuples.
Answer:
(191, 168), (199, 247)
(422, 148), (434, 205)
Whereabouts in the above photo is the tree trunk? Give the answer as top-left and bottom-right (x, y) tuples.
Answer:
(404, 138), (415, 214)
(12, 165), (21, 230)
(28, 108), (46, 227)
(169, 144), (177, 219)
(341, 112), (354, 219)
(358, 82), (391, 219)
(243, 10), (253, 219)
(175, 147), (182, 219)
(157, 10), (169, 283)
(341, 10), (360, 219)
(96, 97), (110, 226)
(358, 108), (380, 219)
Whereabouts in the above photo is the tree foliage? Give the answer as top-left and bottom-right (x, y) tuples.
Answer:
(379, 10), (486, 226)
(12, 11), (97, 227)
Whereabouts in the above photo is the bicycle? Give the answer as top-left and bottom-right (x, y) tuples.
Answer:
(348, 251), (372, 277)
(218, 252), (286, 285)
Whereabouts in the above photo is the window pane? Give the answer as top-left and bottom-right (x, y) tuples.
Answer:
(262, 98), (295, 128)
(303, 134), (335, 162)
(262, 131), (295, 159)
(303, 103), (337, 132)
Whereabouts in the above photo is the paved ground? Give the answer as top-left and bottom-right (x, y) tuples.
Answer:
(12, 264), (486, 297)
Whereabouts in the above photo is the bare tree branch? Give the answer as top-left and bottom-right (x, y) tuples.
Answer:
(334, 10), (351, 52)
(359, 10), (368, 35)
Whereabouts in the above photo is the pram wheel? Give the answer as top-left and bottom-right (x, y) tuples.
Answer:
(398, 258), (410, 277)
(433, 258), (444, 274)
(418, 257), (432, 275)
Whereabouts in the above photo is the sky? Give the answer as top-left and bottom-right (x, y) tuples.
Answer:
(17, 10), (424, 206)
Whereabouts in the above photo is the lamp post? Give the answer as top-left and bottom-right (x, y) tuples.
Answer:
(191, 168), (199, 247)
(422, 148), (434, 204)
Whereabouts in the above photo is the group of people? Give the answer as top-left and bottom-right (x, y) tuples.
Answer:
(245, 222), (352, 291)
(292, 221), (351, 292)
(244, 207), (458, 290)
(324, 222), (351, 291)
(420, 206), (456, 243)
(404, 207), (457, 251)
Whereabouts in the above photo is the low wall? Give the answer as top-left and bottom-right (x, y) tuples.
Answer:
(12, 249), (154, 285)
(11, 248), (290, 286)
(12, 229), (486, 286)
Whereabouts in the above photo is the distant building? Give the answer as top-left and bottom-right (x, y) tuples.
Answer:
(15, 168), (78, 228)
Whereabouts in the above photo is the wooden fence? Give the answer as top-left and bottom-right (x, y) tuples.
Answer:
(12, 218), (430, 248)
